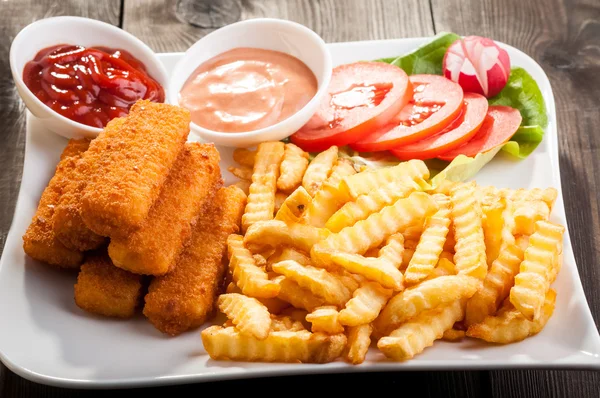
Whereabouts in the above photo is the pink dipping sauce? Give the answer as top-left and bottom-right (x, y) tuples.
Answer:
(179, 48), (318, 133)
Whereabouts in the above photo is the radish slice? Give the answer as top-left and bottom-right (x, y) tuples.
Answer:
(443, 36), (510, 98)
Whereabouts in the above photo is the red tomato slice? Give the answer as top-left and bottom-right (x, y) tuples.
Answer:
(351, 74), (464, 152)
(390, 93), (488, 160)
(437, 106), (522, 161)
(290, 62), (412, 152)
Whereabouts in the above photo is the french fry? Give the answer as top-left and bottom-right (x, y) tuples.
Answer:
(312, 192), (438, 267)
(326, 178), (422, 232)
(404, 194), (451, 284)
(244, 220), (330, 254)
(242, 142), (285, 232)
(374, 275), (479, 336)
(339, 282), (393, 326)
(500, 187), (558, 210)
(467, 289), (556, 343)
(274, 191), (287, 214)
(217, 293), (271, 340)
(482, 199), (505, 266)
(302, 146), (338, 196)
(270, 315), (306, 332)
(274, 186), (312, 224)
(401, 248), (415, 270)
(233, 148), (256, 168)
(202, 326), (347, 363)
(330, 253), (404, 291)
(464, 237), (526, 327)
(232, 180), (251, 195)
(269, 247), (312, 267)
(227, 235), (280, 298)
(228, 166), (253, 181)
(226, 282), (290, 314)
(377, 300), (464, 361)
(451, 182), (487, 280)
(277, 278), (326, 312)
(306, 306), (345, 334)
(401, 225), (423, 243)
(429, 179), (458, 195)
(271, 260), (352, 306)
(339, 159), (429, 199)
(513, 200), (550, 236)
(426, 257), (457, 280)
(345, 324), (373, 364)
(303, 159), (356, 227)
(336, 270), (363, 293)
(377, 233), (405, 269)
(277, 143), (309, 192)
(280, 307), (311, 330)
(442, 328), (465, 342)
(509, 221), (564, 320)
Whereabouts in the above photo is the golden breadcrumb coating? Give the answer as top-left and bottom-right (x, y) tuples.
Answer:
(74, 249), (143, 318)
(81, 100), (190, 237)
(22, 139), (89, 269)
(143, 186), (247, 335)
(108, 142), (222, 276)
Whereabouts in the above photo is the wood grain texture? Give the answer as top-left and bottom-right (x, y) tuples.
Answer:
(123, 0), (434, 52)
(0, 0), (119, 396)
(431, 0), (600, 396)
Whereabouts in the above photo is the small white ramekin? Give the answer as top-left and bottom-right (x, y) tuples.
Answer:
(169, 18), (332, 148)
(10, 16), (170, 139)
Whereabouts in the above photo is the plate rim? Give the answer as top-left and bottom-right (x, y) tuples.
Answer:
(1, 37), (599, 389)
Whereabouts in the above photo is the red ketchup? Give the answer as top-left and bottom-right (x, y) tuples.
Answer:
(23, 45), (165, 128)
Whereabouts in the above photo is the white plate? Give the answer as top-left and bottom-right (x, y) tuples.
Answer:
(1, 38), (599, 389)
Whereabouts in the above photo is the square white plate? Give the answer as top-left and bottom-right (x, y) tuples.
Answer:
(1, 38), (599, 389)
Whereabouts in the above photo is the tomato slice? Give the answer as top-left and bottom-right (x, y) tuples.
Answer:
(390, 93), (488, 160)
(351, 75), (464, 152)
(437, 106), (522, 161)
(290, 62), (412, 152)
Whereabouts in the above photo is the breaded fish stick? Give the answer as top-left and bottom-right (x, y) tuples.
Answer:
(81, 101), (190, 237)
(109, 143), (222, 276)
(22, 139), (89, 269)
(143, 186), (247, 335)
(74, 249), (143, 318)
(53, 135), (110, 251)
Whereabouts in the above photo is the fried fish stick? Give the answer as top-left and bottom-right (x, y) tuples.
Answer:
(81, 101), (190, 237)
(74, 249), (143, 318)
(53, 142), (108, 252)
(22, 139), (89, 269)
(109, 143), (221, 276)
(143, 186), (247, 335)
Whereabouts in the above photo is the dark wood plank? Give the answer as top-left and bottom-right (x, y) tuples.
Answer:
(123, 0), (434, 52)
(0, 0), (119, 396)
(431, 0), (600, 396)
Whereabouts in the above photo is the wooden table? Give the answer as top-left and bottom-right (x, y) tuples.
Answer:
(1, 0), (599, 396)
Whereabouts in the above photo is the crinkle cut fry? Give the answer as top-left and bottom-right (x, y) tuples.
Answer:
(509, 220), (564, 321)
(202, 326), (347, 363)
(108, 143), (222, 276)
(22, 138), (90, 269)
(277, 143), (309, 193)
(467, 289), (556, 343)
(242, 142), (285, 232)
(378, 299), (464, 361)
(81, 101), (190, 237)
(312, 192), (438, 267)
(143, 186), (246, 335)
(451, 182), (487, 280)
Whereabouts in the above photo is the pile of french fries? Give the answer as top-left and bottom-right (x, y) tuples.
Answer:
(201, 142), (564, 364)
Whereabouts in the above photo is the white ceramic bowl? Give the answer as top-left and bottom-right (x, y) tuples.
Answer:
(10, 16), (169, 139)
(170, 18), (332, 148)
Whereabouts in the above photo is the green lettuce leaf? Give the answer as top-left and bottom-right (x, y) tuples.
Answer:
(502, 125), (544, 158)
(430, 146), (503, 188)
(488, 67), (548, 127)
(375, 32), (460, 75)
